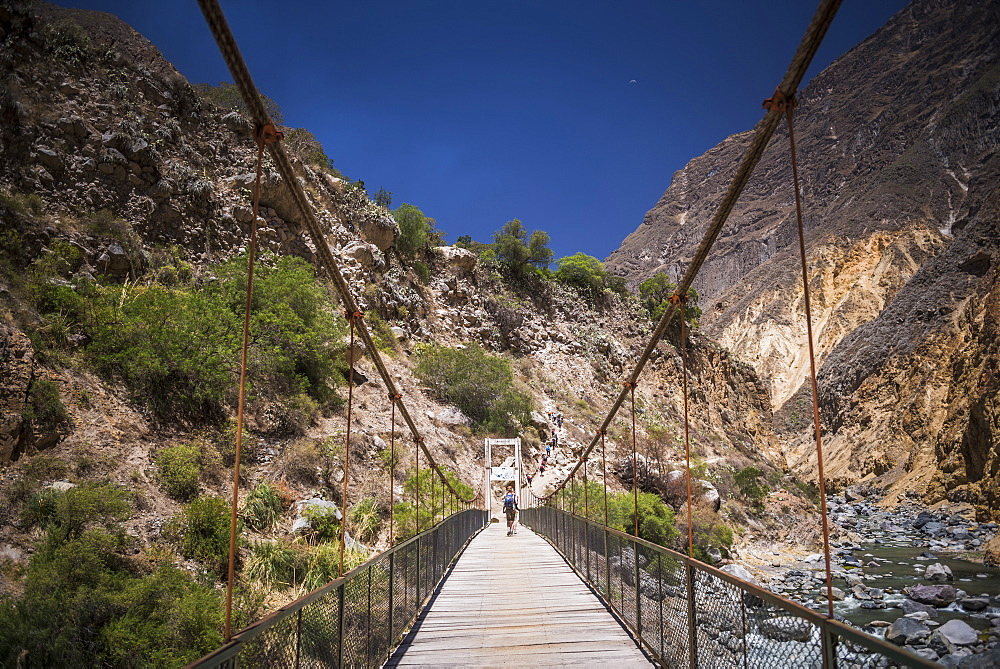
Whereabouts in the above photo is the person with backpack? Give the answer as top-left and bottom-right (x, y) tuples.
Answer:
(502, 485), (519, 536)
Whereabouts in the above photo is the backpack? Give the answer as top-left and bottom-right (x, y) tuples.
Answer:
(503, 492), (516, 511)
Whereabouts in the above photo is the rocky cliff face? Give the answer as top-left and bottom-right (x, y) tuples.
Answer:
(606, 0), (1000, 514)
(0, 0), (794, 561)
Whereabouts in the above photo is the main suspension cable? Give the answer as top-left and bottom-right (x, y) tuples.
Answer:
(196, 0), (477, 507)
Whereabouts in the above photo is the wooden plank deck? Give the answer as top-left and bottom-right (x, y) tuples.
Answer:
(386, 521), (652, 667)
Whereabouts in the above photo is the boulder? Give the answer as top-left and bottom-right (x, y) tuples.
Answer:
(389, 326), (407, 341)
(844, 572), (866, 588)
(345, 339), (366, 365)
(885, 617), (931, 646)
(432, 246), (478, 275)
(341, 241), (378, 269)
(357, 212), (398, 252)
(959, 596), (989, 611)
(719, 563), (758, 586)
(529, 412), (549, 431)
(925, 562), (954, 581)
(899, 598), (939, 617)
(957, 647), (1000, 668)
(908, 584), (957, 607)
(983, 535), (1000, 566)
(433, 407), (471, 427)
(34, 146), (63, 172)
(936, 619), (978, 647)
(758, 617), (813, 642)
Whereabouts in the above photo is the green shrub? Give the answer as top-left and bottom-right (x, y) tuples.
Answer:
(413, 260), (430, 284)
(244, 539), (298, 588)
(44, 19), (93, 66)
(608, 491), (679, 547)
(84, 253), (346, 423)
(489, 219), (553, 289)
(45, 482), (132, 543)
(734, 466), (769, 506)
(155, 444), (203, 501)
(413, 343), (532, 434)
(302, 506), (341, 543)
(193, 81), (284, 124)
(241, 481), (286, 533)
(169, 496), (234, 578)
(348, 497), (381, 545)
(393, 203), (431, 258)
(0, 189), (45, 216)
(392, 466), (474, 541)
(553, 252), (619, 300)
(0, 530), (222, 667)
(20, 488), (61, 528)
(22, 379), (70, 432)
(638, 273), (701, 326)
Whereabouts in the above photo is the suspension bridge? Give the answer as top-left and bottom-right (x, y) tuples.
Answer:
(187, 0), (941, 666)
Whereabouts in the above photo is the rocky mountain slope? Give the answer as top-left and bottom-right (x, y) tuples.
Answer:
(0, 0), (810, 601)
(606, 0), (1000, 516)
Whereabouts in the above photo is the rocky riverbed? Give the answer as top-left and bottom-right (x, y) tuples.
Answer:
(756, 496), (1000, 666)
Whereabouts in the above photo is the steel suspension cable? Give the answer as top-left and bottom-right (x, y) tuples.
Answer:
(676, 295), (694, 558)
(778, 93), (836, 618)
(223, 130), (268, 642)
(339, 312), (360, 575)
(388, 393), (400, 546)
(196, 0), (476, 507)
(532, 0), (843, 504)
(628, 383), (639, 538)
(600, 430), (609, 526)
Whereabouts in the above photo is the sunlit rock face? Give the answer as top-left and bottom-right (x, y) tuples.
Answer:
(606, 0), (1000, 514)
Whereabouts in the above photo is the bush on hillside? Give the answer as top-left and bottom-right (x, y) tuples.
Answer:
(155, 444), (203, 501)
(81, 253), (346, 424)
(0, 482), (222, 667)
(638, 273), (701, 326)
(490, 219), (552, 289)
(553, 252), (628, 301)
(166, 496), (234, 578)
(392, 466), (475, 541)
(393, 203), (431, 258)
(413, 343), (532, 434)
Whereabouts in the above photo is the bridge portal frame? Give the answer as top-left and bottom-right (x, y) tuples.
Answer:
(484, 437), (521, 518)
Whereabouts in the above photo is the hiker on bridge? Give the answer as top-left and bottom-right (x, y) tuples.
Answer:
(503, 485), (519, 536)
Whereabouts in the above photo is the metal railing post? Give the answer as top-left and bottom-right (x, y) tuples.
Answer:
(634, 538), (642, 637)
(337, 582), (345, 666)
(387, 552), (395, 660)
(821, 625), (837, 668)
(686, 563), (697, 669)
(294, 608), (302, 669)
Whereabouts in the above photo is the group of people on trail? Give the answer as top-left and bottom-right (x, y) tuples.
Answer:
(504, 410), (564, 537)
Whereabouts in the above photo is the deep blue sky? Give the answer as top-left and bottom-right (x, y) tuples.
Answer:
(65, 0), (908, 263)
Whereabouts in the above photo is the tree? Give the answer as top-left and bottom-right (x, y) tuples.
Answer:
(393, 203), (431, 258)
(374, 187), (392, 209)
(554, 253), (609, 299)
(638, 273), (701, 326)
(491, 219), (552, 286)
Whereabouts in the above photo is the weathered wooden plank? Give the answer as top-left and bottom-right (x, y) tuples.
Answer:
(386, 523), (652, 667)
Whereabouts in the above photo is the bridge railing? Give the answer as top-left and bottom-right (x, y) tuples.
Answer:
(521, 507), (937, 669)
(188, 508), (486, 669)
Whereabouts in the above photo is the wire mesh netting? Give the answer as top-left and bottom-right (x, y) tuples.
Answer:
(521, 507), (937, 669)
(189, 509), (485, 668)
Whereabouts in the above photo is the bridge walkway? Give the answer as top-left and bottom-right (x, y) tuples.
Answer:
(386, 521), (652, 667)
